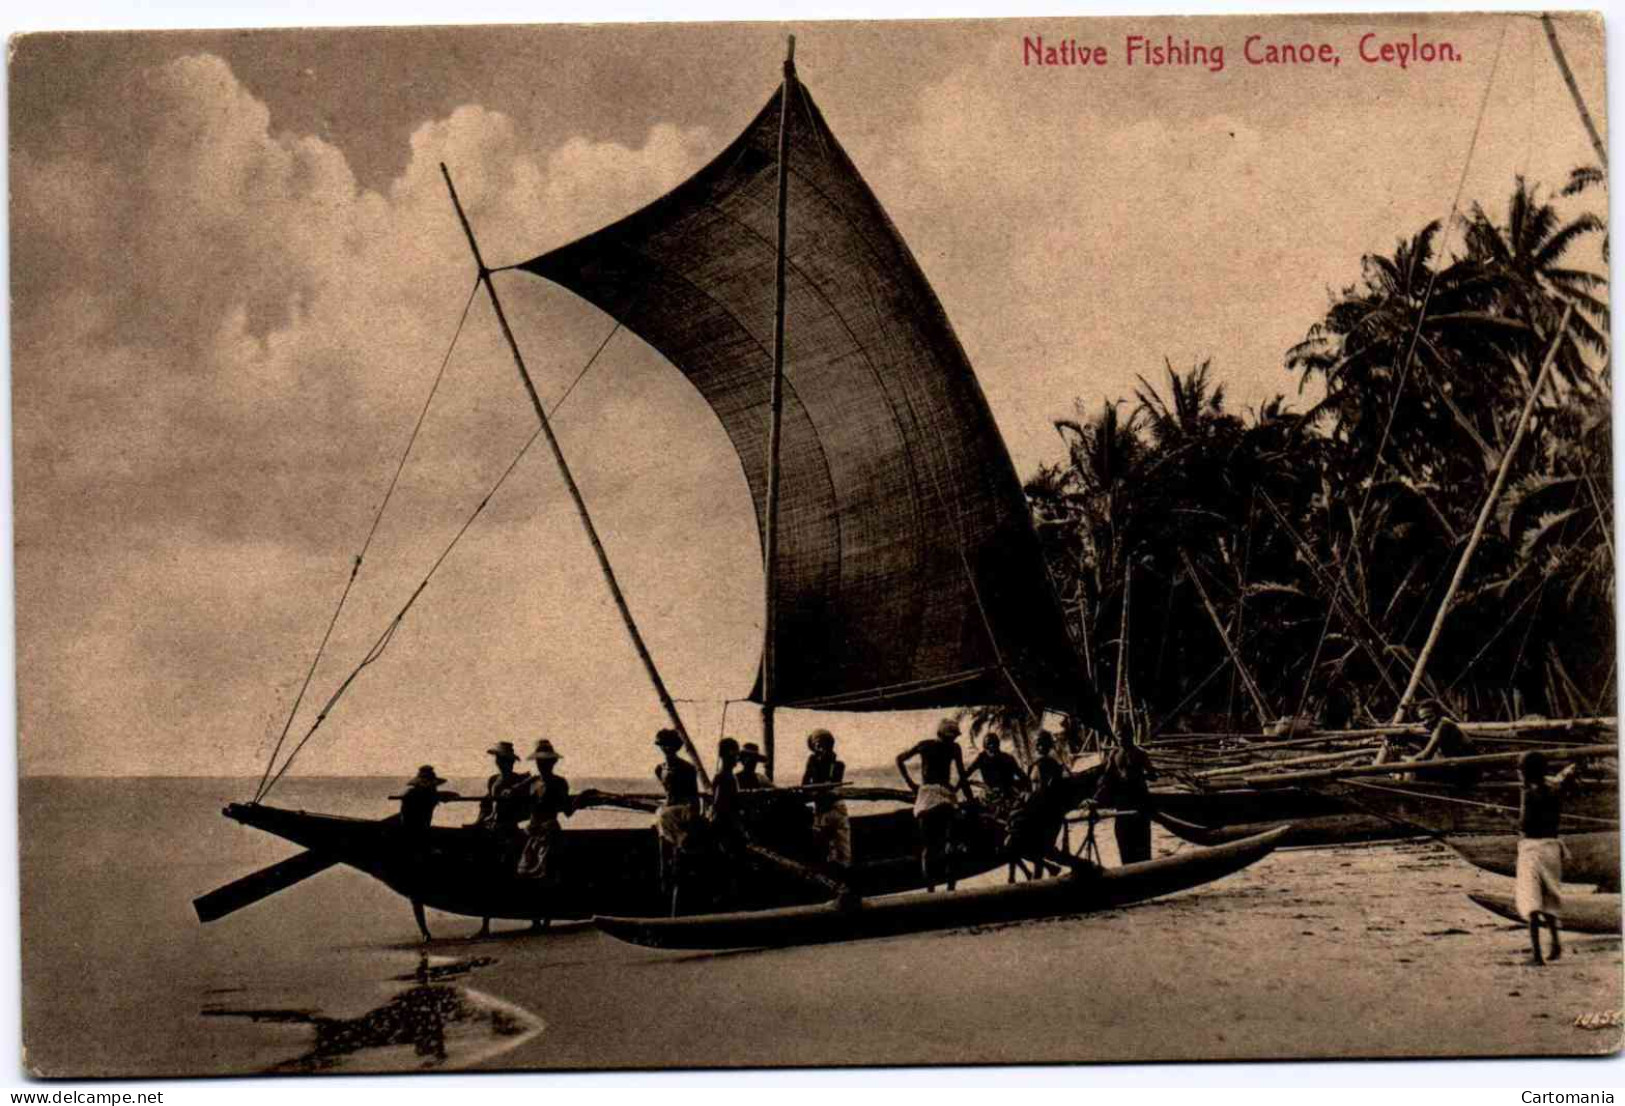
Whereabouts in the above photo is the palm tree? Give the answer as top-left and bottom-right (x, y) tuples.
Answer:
(1460, 176), (1608, 395)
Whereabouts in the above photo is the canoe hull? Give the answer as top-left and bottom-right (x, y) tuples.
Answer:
(221, 800), (1006, 921)
(1150, 789), (1399, 847)
(1446, 832), (1621, 891)
(593, 825), (1290, 950)
(1467, 891), (1622, 934)
(1152, 778), (1619, 847)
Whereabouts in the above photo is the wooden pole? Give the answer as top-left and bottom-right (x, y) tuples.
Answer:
(1149, 716), (1615, 746)
(1392, 305), (1574, 722)
(1181, 551), (1273, 724)
(1241, 741), (1615, 789)
(760, 35), (797, 783)
(1541, 14), (1608, 171)
(441, 163), (711, 791)
(1113, 557), (1132, 734)
(1197, 747), (1376, 781)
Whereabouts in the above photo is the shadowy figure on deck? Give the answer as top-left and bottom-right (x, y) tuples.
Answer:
(896, 718), (973, 891)
(965, 733), (1030, 817)
(1374, 699), (1480, 787)
(1006, 732), (1090, 881)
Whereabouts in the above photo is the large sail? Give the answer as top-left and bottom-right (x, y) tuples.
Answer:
(520, 80), (1098, 723)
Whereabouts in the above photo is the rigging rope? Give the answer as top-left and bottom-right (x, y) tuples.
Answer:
(253, 279), (480, 801)
(256, 316), (626, 799)
(1291, 19), (1510, 727)
(1344, 776), (1616, 826)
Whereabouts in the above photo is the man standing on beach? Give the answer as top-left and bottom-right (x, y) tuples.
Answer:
(515, 740), (575, 932)
(654, 729), (701, 915)
(896, 718), (973, 891)
(398, 765), (458, 942)
(1095, 729), (1157, 864)
(1517, 749), (1579, 966)
(802, 729), (851, 875)
(472, 740), (531, 938)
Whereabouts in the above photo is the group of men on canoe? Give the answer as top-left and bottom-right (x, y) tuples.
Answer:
(397, 715), (1159, 936)
(896, 716), (1157, 891)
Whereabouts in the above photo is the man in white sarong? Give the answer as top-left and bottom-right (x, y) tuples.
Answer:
(1516, 750), (1579, 966)
(896, 718), (972, 892)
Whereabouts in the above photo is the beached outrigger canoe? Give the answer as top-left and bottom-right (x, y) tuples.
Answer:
(1447, 831), (1620, 891)
(202, 39), (1110, 927)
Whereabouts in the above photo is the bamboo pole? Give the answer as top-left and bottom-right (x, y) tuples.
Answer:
(1541, 14), (1608, 171)
(1197, 747), (1376, 780)
(1181, 551), (1273, 724)
(1392, 306), (1574, 722)
(440, 164), (711, 791)
(1113, 557), (1132, 733)
(1240, 742), (1615, 789)
(760, 35), (797, 783)
(1150, 716), (1614, 750)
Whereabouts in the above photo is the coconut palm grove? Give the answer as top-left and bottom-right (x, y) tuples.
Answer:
(1023, 173), (1612, 743)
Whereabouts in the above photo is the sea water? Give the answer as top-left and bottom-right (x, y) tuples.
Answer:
(18, 776), (649, 1078)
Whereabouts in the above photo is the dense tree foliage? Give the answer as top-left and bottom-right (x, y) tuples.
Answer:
(1027, 176), (1612, 738)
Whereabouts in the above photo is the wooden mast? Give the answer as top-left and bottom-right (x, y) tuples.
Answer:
(1391, 304), (1574, 723)
(761, 35), (796, 782)
(440, 163), (712, 790)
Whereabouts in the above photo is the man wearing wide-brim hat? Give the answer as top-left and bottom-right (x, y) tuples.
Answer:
(514, 739), (575, 930)
(736, 742), (771, 792)
(474, 740), (532, 836)
(471, 741), (532, 938)
(398, 765), (459, 941)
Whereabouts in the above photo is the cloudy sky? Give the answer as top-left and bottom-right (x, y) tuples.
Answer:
(10, 14), (1606, 779)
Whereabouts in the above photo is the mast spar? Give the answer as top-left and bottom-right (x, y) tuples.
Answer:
(440, 163), (712, 790)
(761, 34), (796, 782)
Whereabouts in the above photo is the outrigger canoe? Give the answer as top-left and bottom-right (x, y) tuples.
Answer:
(593, 825), (1290, 950)
(1467, 891), (1621, 934)
(1446, 832), (1620, 891)
(219, 799), (1006, 922)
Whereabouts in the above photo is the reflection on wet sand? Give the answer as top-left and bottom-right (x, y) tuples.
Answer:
(203, 956), (541, 1073)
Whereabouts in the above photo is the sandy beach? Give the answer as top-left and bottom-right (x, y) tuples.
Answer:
(438, 834), (1623, 1070)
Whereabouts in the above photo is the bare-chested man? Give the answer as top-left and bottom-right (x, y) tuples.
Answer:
(896, 718), (973, 891)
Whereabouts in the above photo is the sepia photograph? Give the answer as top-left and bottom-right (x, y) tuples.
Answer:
(8, 9), (1620, 1078)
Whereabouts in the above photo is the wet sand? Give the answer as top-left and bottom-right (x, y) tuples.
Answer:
(441, 836), (1623, 1069)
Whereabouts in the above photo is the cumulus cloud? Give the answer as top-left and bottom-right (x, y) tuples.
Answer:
(13, 52), (752, 777)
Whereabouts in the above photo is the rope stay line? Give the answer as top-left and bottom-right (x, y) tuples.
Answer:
(1290, 18), (1510, 728)
(255, 314), (627, 800)
(253, 279), (480, 802)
